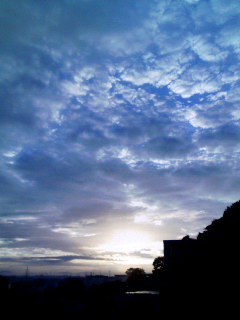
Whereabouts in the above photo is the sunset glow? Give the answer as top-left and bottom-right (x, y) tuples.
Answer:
(0, 0), (240, 275)
(99, 230), (152, 254)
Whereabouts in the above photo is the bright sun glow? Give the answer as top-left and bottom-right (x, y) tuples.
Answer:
(96, 230), (162, 268)
(99, 230), (152, 254)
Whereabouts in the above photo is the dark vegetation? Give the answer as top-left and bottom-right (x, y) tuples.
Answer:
(161, 200), (240, 318)
(1, 200), (240, 319)
(0, 275), (159, 319)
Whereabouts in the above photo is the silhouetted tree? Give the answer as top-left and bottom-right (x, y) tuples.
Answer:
(125, 268), (146, 290)
(152, 256), (164, 275)
(151, 256), (165, 291)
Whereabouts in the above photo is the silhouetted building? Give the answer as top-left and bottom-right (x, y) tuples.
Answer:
(163, 236), (198, 272)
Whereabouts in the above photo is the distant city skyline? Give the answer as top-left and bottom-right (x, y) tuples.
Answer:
(1, 0), (240, 275)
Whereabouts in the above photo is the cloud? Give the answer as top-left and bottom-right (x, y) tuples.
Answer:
(210, 0), (240, 25)
(168, 64), (223, 98)
(0, 0), (240, 274)
(138, 135), (196, 159)
(184, 102), (236, 129)
(217, 22), (240, 57)
(198, 123), (240, 152)
(189, 35), (228, 62)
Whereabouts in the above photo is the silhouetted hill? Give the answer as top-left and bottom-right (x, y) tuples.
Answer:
(198, 200), (240, 242)
(162, 200), (240, 318)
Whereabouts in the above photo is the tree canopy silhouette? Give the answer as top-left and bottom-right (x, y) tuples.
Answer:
(152, 256), (164, 275)
(197, 200), (240, 244)
(125, 268), (146, 290)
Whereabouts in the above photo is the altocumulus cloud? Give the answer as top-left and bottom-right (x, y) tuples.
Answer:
(0, 0), (240, 274)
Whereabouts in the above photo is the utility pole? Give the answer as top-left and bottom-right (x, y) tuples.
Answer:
(25, 266), (29, 278)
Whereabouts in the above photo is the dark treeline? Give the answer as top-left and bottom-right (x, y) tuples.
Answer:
(0, 275), (160, 319)
(1, 200), (240, 319)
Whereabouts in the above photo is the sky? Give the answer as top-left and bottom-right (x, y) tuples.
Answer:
(0, 0), (240, 275)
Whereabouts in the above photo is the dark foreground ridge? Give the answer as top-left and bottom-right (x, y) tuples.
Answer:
(1, 201), (240, 319)
(162, 200), (240, 318)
